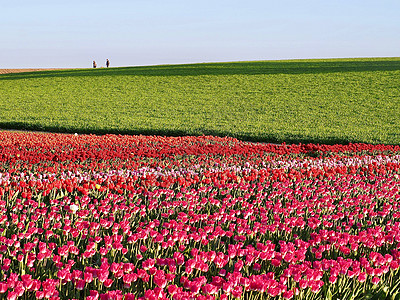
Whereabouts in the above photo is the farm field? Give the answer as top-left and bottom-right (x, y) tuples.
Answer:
(1, 131), (400, 299)
(0, 57), (399, 144)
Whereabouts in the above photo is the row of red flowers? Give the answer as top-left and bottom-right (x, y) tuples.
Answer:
(0, 132), (400, 299)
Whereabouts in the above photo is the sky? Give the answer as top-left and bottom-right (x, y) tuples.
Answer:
(1, 0), (399, 68)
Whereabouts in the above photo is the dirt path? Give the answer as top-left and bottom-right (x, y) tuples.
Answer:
(0, 69), (67, 74)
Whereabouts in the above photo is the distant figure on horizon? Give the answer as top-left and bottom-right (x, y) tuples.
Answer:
(93, 61), (97, 68)
(106, 59), (110, 68)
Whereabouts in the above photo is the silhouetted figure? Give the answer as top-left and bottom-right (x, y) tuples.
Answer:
(93, 61), (97, 68)
(106, 59), (110, 68)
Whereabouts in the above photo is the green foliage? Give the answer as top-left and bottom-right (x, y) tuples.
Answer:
(0, 57), (399, 144)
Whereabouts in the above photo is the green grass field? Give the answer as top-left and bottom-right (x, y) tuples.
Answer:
(0, 57), (399, 144)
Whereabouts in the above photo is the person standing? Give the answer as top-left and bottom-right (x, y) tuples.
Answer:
(93, 61), (97, 68)
(106, 59), (110, 68)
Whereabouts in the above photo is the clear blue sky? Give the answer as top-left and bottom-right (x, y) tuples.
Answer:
(1, 0), (399, 68)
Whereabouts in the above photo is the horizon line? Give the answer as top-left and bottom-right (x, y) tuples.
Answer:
(1, 56), (399, 70)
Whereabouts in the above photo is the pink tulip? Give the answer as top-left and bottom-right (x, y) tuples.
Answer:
(97, 269), (109, 283)
(7, 291), (17, 300)
(282, 290), (294, 299)
(103, 279), (113, 288)
(371, 277), (380, 285)
(75, 279), (85, 290)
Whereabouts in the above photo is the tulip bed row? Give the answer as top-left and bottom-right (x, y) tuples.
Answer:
(1, 131), (400, 300)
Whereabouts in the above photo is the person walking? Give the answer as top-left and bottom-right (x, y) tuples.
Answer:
(106, 59), (110, 68)
(93, 61), (97, 68)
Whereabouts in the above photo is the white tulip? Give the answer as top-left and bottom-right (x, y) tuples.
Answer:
(70, 204), (79, 213)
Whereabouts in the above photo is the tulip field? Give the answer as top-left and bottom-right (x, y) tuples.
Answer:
(1, 131), (400, 299)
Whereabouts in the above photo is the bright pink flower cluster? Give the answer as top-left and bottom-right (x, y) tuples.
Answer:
(0, 132), (400, 299)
